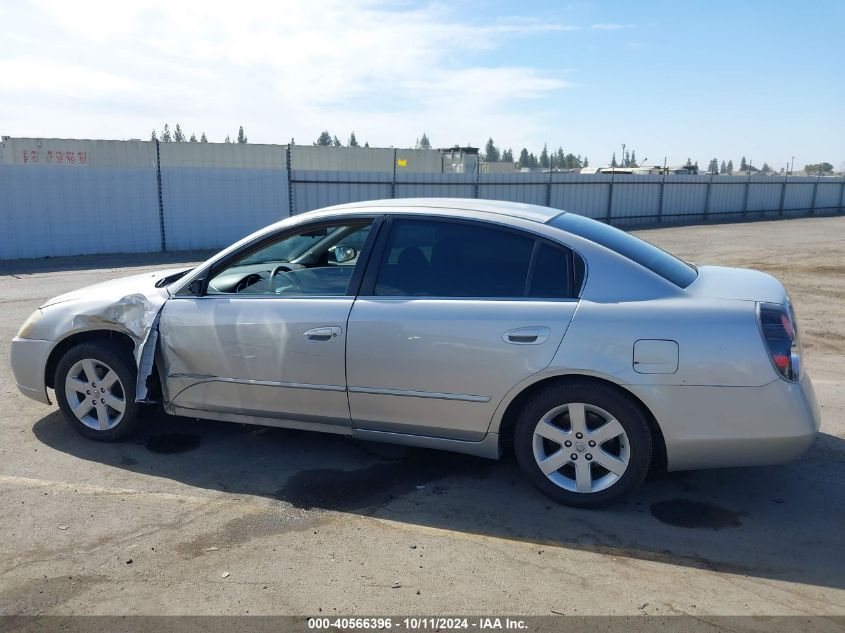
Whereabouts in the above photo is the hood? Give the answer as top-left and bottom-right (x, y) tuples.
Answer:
(41, 267), (190, 309)
(36, 267), (178, 345)
(686, 265), (788, 304)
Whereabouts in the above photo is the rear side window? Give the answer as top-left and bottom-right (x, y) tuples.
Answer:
(549, 212), (697, 288)
(372, 219), (576, 299)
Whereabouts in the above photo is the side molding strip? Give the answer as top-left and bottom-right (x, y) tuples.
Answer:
(348, 386), (491, 403)
(167, 374), (346, 392)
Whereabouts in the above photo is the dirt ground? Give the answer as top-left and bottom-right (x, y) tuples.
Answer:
(0, 216), (843, 616)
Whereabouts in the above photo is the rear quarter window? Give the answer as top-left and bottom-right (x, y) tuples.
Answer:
(549, 213), (697, 288)
(529, 242), (572, 298)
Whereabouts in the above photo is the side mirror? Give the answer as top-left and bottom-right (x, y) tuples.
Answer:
(329, 245), (357, 264)
(188, 278), (205, 296)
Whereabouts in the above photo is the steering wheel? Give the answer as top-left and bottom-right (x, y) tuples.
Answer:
(270, 265), (302, 294)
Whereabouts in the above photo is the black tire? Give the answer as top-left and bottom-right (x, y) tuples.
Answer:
(54, 341), (142, 442)
(514, 381), (652, 507)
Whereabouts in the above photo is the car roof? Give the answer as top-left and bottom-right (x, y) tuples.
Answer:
(313, 198), (566, 224)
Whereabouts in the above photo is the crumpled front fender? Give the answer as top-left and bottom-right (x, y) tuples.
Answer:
(28, 268), (187, 402)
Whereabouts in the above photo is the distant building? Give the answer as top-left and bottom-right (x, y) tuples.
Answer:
(480, 161), (517, 174)
(666, 164), (699, 175)
(580, 165), (699, 176)
(439, 145), (479, 173)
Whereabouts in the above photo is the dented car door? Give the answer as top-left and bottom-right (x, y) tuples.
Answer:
(156, 218), (376, 433)
(158, 297), (354, 430)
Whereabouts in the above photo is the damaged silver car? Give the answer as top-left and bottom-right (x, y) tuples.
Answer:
(10, 199), (821, 506)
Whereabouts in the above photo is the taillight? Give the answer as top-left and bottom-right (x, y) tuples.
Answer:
(758, 302), (802, 381)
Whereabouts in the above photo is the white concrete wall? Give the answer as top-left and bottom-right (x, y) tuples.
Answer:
(2, 137), (843, 259)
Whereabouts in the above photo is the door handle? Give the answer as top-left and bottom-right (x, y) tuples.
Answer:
(304, 326), (341, 342)
(502, 327), (551, 345)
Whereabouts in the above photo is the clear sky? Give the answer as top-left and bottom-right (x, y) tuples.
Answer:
(2, 0), (843, 170)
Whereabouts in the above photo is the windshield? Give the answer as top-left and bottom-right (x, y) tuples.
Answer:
(549, 213), (698, 288)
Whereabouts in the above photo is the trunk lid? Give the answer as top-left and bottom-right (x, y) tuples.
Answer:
(685, 265), (788, 304)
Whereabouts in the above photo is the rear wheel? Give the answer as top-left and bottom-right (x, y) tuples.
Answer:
(54, 342), (141, 441)
(514, 382), (652, 507)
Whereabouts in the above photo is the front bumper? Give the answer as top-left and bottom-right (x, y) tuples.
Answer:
(630, 372), (821, 471)
(10, 337), (56, 405)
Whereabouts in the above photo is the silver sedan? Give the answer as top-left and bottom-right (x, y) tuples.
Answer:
(10, 199), (820, 506)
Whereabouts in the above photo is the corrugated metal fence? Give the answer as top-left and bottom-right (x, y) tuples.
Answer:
(2, 137), (844, 260)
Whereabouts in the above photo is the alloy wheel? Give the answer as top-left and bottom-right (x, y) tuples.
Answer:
(64, 358), (127, 431)
(532, 402), (630, 493)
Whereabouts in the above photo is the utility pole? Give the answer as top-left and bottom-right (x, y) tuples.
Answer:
(621, 143), (626, 167)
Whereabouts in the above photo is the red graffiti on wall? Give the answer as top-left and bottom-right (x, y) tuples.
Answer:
(22, 149), (88, 165)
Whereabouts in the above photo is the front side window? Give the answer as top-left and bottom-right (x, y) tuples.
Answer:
(206, 220), (373, 296)
(373, 219), (575, 299)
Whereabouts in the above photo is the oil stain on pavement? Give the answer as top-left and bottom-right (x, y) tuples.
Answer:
(276, 449), (491, 511)
(650, 499), (743, 529)
(145, 433), (202, 454)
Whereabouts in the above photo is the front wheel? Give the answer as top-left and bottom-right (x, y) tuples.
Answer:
(514, 382), (652, 507)
(54, 342), (141, 441)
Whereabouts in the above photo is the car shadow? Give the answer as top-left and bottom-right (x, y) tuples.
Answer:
(32, 410), (845, 590)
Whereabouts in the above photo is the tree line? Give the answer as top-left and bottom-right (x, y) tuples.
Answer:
(310, 130), (436, 151)
(313, 130), (371, 148)
(145, 126), (836, 175)
(316, 132), (834, 175)
(609, 150), (639, 168)
(478, 139), (585, 170)
(150, 124), (248, 144)
(703, 157), (832, 176)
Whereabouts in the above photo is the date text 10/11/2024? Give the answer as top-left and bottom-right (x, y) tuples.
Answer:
(307, 617), (528, 630)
